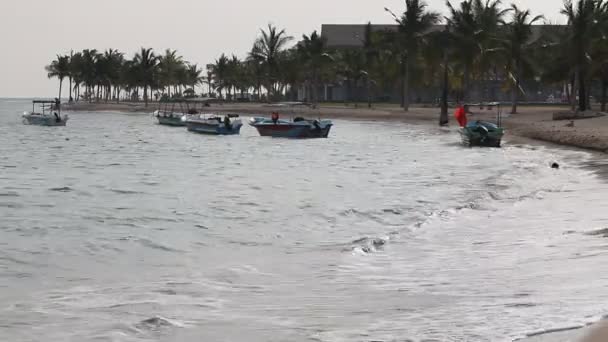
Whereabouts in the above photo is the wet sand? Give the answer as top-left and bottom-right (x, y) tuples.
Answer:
(64, 101), (608, 154)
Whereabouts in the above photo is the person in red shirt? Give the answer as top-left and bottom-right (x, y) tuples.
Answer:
(454, 103), (468, 127)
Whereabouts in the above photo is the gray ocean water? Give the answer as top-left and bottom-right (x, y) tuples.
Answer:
(1, 98), (607, 342)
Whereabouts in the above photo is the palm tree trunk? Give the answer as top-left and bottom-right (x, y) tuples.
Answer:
(510, 85), (517, 115)
(58, 79), (63, 101)
(367, 78), (372, 109)
(144, 85), (149, 107)
(439, 52), (449, 126)
(403, 57), (410, 112)
(578, 66), (587, 112)
(68, 77), (73, 102)
(601, 79), (607, 112)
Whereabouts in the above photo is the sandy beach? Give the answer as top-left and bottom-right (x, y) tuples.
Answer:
(64, 101), (608, 154)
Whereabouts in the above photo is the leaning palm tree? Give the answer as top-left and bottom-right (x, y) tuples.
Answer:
(386, 0), (440, 111)
(46, 55), (70, 100)
(250, 24), (293, 100)
(501, 5), (544, 114)
(133, 47), (159, 106)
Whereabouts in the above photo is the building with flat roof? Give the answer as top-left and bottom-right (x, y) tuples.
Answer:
(302, 24), (566, 104)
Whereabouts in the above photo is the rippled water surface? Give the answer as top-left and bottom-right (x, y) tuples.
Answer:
(1, 99), (607, 342)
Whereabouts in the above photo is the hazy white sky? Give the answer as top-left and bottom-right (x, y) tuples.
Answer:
(0, 0), (563, 97)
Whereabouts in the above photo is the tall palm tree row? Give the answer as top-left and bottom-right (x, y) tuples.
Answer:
(47, 1), (608, 116)
(46, 48), (203, 106)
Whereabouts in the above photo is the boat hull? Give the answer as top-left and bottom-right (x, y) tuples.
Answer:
(186, 121), (242, 135)
(252, 124), (332, 138)
(156, 116), (186, 126)
(23, 114), (68, 126)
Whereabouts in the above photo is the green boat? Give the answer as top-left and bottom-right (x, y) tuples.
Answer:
(459, 121), (504, 147)
(459, 102), (505, 148)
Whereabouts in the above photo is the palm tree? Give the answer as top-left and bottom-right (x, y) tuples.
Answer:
(203, 67), (214, 97)
(501, 5), (544, 114)
(103, 49), (125, 102)
(336, 49), (365, 104)
(250, 24), (293, 100)
(210, 54), (229, 99)
(226, 55), (243, 100)
(186, 64), (203, 94)
(46, 55), (70, 100)
(80, 49), (99, 102)
(133, 47), (159, 106)
(446, 0), (508, 102)
(298, 31), (331, 105)
(69, 51), (83, 101)
(361, 22), (378, 108)
(561, 0), (601, 112)
(247, 44), (266, 100)
(386, 0), (440, 111)
(158, 49), (184, 97)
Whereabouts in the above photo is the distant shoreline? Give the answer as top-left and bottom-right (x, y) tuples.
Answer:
(63, 101), (608, 155)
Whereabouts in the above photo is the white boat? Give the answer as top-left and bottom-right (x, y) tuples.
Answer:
(23, 100), (68, 126)
(185, 114), (243, 135)
(153, 98), (219, 127)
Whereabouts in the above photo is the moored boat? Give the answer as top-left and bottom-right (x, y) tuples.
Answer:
(153, 110), (187, 126)
(153, 98), (222, 126)
(249, 114), (332, 138)
(23, 99), (68, 126)
(185, 114), (243, 135)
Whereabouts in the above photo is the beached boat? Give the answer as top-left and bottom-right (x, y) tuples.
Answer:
(458, 102), (505, 147)
(459, 121), (504, 147)
(185, 114), (243, 135)
(23, 100), (68, 126)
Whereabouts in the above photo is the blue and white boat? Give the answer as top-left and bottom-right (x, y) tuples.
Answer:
(184, 114), (242, 135)
(23, 100), (68, 126)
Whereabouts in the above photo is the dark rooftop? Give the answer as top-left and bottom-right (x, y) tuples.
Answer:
(321, 24), (565, 49)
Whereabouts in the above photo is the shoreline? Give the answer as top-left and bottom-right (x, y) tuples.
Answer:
(60, 101), (607, 341)
(64, 101), (608, 155)
(517, 320), (608, 342)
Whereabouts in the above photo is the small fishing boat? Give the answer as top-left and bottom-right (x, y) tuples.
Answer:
(23, 100), (68, 126)
(185, 114), (243, 135)
(154, 110), (186, 126)
(459, 121), (504, 147)
(153, 98), (217, 126)
(249, 116), (333, 138)
(458, 101), (505, 147)
(153, 100), (187, 126)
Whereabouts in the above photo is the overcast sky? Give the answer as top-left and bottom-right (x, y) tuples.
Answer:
(0, 0), (563, 98)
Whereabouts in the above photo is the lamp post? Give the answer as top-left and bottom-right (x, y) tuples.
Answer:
(440, 44), (449, 126)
